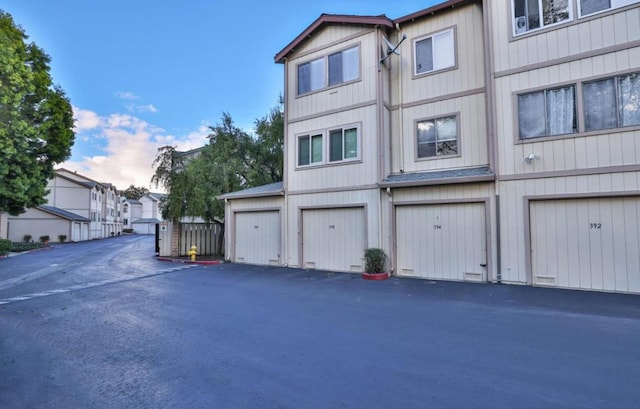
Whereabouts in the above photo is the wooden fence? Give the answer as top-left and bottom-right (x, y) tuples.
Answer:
(178, 223), (223, 256)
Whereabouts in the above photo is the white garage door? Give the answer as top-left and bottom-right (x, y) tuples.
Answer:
(235, 211), (281, 266)
(302, 207), (366, 272)
(396, 203), (487, 282)
(530, 197), (640, 293)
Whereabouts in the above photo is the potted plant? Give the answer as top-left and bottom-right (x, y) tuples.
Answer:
(58, 234), (67, 243)
(39, 235), (50, 246)
(362, 248), (389, 280)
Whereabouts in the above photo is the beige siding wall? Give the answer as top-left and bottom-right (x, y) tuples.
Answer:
(395, 3), (486, 105)
(498, 171), (640, 285)
(388, 3), (488, 174)
(490, 5), (640, 73)
(286, 27), (379, 121)
(490, 4), (640, 177)
(285, 189), (381, 268)
(286, 105), (381, 191)
(391, 93), (488, 173)
(224, 197), (284, 262)
(46, 177), (90, 218)
(7, 208), (71, 243)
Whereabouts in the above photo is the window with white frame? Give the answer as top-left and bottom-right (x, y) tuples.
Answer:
(583, 72), (640, 131)
(414, 28), (455, 76)
(329, 127), (358, 162)
(579, 0), (639, 17)
(328, 46), (359, 86)
(298, 134), (323, 166)
(512, 0), (571, 36)
(297, 45), (360, 95)
(297, 57), (324, 95)
(518, 85), (577, 139)
(417, 115), (458, 158)
(90, 212), (96, 221)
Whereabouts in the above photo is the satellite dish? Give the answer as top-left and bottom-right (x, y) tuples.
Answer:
(379, 33), (407, 70)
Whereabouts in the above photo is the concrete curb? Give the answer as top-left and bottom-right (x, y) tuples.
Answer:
(156, 257), (223, 266)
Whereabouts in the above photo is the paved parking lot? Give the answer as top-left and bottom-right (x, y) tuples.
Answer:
(1, 249), (639, 408)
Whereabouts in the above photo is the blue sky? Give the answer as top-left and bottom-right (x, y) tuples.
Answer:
(4, 0), (439, 190)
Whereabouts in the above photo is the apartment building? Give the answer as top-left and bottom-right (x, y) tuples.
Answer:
(221, 0), (640, 294)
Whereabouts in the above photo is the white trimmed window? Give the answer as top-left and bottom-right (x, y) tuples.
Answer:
(328, 46), (359, 86)
(579, 0), (639, 17)
(297, 46), (360, 96)
(417, 115), (458, 158)
(298, 134), (323, 166)
(518, 85), (577, 139)
(414, 29), (455, 76)
(583, 72), (640, 131)
(297, 58), (324, 95)
(329, 127), (359, 162)
(513, 0), (571, 36)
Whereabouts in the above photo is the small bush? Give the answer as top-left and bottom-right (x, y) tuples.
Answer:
(58, 234), (67, 242)
(39, 235), (50, 243)
(364, 248), (387, 274)
(0, 239), (12, 256)
(122, 228), (134, 234)
(23, 234), (32, 243)
(10, 242), (45, 253)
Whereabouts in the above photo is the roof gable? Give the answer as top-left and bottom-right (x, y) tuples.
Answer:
(275, 14), (393, 63)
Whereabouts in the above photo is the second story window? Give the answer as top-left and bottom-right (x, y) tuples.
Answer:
(417, 115), (458, 158)
(583, 72), (640, 132)
(414, 28), (455, 76)
(298, 134), (323, 166)
(329, 127), (358, 162)
(518, 85), (577, 139)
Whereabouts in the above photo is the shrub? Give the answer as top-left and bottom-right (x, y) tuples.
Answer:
(122, 228), (134, 234)
(10, 242), (45, 252)
(23, 234), (32, 243)
(0, 239), (12, 256)
(39, 235), (50, 243)
(58, 234), (67, 242)
(364, 248), (387, 274)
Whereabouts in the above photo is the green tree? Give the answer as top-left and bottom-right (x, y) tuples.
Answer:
(0, 10), (75, 215)
(122, 185), (150, 200)
(151, 104), (284, 255)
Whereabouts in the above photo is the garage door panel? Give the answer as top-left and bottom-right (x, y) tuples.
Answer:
(235, 211), (280, 266)
(396, 203), (486, 282)
(531, 197), (640, 294)
(302, 208), (365, 272)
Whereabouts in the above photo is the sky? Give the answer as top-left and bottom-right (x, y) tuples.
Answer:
(3, 0), (439, 192)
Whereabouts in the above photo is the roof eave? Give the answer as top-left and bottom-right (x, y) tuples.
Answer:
(275, 14), (394, 63)
(379, 173), (495, 188)
(217, 190), (285, 200)
(394, 0), (479, 25)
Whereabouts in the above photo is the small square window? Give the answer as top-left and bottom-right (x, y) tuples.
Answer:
(417, 116), (458, 158)
(329, 127), (359, 162)
(298, 134), (323, 166)
(414, 29), (455, 75)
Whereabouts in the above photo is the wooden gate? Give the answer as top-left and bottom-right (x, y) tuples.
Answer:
(178, 223), (223, 256)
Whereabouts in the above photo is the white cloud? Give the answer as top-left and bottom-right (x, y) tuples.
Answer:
(62, 108), (210, 192)
(73, 106), (103, 132)
(125, 103), (159, 113)
(115, 91), (139, 100)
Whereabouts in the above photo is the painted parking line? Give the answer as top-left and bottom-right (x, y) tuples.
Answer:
(0, 264), (198, 306)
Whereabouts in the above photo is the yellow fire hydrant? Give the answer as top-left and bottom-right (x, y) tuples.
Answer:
(187, 245), (198, 262)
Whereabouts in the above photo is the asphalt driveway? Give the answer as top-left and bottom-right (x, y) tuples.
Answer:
(1, 258), (639, 408)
